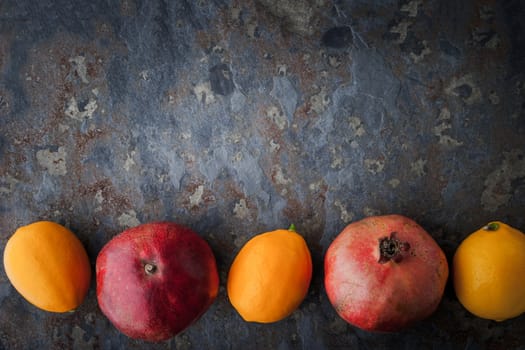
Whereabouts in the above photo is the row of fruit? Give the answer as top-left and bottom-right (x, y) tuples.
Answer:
(2, 215), (525, 342)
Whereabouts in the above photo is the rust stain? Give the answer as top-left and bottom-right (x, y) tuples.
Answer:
(78, 179), (131, 212)
(73, 128), (106, 154)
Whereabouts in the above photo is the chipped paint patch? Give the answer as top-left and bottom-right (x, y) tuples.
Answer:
(272, 165), (292, 195)
(233, 199), (250, 219)
(437, 107), (451, 121)
(445, 74), (482, 105)
(0, 89), (12, 115)
(266, 105), (287, 130)
(308, 180), (324, 192)
(180, 131), (192, 140)
(246, 19), (258, 39)
(69, 56), (89, 83)
(124, 151), (136, 171)
(229, 5), (241, 26)
(327, 55), (342, 68)
(269, 139), (281, 152)
(36, 147), (67, 176)
(226, 132), (242, 144)
(180, 150), (196, 164)
(232, 152), (243, 163)
(193, 82), (216, 105)
(481, 149), (525, 212)
(484, 33), (501, 49)
(334, 200), (354, 223)
(330, 146), (343, 169)
(94, 189), (104, 212)
(401, 0), (422, 17)
(189, 185), (205, 207)
(479, 5), (495, 21)
(410, 158), (427, 177)
(488, 91), (500, 105)
(364, 158), (385, 174)
(363, 206), (381, 217)
(309, 88), (330, 115)
(390, 20), (411, 44)
(0, 174), (19, 195)
(65, 97), (98, 121)
(471, 27), (500, 49)
(276, 64), (288, 76)
(388, 178), (400, 188)
(348, 116), (366, 137)
(410, 40), (431, 63)
(272, 165), (292, 186)
(95, 189), (104, 203)
(118, 209), (140, 228)
(433, 108), (463, 147)
(139, 69), (151, 81)
(58, 124), (70, 133)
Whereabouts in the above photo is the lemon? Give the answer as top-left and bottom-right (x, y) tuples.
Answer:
(3, 221), (91, 312)
(227, 225), (312, 323)
(453, 221), (525, 321)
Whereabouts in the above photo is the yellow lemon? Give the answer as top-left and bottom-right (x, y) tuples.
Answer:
(453, 221), (525, 321)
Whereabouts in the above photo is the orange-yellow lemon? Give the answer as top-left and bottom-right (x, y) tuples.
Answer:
(3, 221), (91, 312)
(227, 226), (312, 323)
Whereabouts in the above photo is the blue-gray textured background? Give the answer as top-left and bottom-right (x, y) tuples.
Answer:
(1, 0), (524, 348)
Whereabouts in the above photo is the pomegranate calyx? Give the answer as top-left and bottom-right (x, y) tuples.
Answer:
(378, 232), (410, 264)
(144, 262), (157, 275)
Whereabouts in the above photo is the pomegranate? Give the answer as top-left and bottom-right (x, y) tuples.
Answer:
(324, 215), (448, 332)
(96, 222), (219, 342)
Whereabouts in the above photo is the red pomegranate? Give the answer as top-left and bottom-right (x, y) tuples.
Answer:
(324, 214), (448, 332)
(96, 222), (219, 341)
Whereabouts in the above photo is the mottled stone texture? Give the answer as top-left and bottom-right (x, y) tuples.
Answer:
(1, 0), (525, 348)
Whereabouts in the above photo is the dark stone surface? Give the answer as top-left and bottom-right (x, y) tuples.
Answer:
(1, 0), (525, 348)
(321, 26), (354, 48)
(209, 63), (235, 96)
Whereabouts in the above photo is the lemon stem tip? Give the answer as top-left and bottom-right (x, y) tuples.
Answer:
(484, 222), (500, 231)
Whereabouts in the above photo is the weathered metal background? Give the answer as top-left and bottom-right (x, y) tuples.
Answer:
(1, 0), (524, 348)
